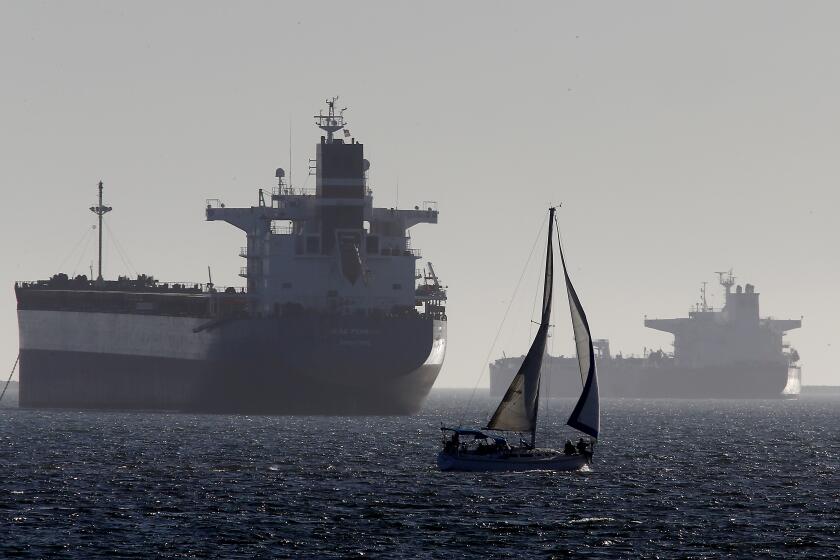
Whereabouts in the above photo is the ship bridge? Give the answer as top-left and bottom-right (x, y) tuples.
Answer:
(644, 274), (801, 368)
(205, 98), (442, 317)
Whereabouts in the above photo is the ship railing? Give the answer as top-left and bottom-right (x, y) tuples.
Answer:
(272, 186), (316, 198)
(239, 247), (248, 257)
(410, 200), (438, 213)
(15, 280), (56, 289)
(270, 223), (294, 235)
(688, 306), (720, 316)
(239, 267), (249, 278)
(159, 281), (204, 291)
(16, 279), (248, 295)
(162, 282), (248, 295)
(416, 291), (447, 304)
(403, 237), (421, 258)
(205, 198), (225, 209)
(155, 281), (245, 294)
(380, 247), (419, 257)
(207, 285), (248, 295)
(381, 247), (420, 257)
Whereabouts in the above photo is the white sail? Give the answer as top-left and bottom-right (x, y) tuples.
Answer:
(561, 243), (600, 439)
(486, 209), (554, 434)
(485, 322), (549, 432)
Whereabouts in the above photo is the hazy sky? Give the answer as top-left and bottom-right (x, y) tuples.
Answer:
(2, 1), (838, 387)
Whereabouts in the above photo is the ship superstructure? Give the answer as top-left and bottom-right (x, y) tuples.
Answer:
(206, 98), (442, 318)
(16, 99), (447, 414)
(490, 271), (801, 399)
(644, 271), (800, 372)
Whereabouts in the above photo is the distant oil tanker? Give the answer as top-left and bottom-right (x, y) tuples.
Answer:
(491, 272), (801, 399)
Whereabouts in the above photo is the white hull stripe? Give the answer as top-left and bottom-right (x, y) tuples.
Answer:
(18, 310), (216, 361)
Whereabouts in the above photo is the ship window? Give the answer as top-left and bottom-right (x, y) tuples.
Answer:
(392, 283), (402, 290)
(367, 235), (379, 254)
(271, 220), (293, 235)
(306, 236), (320, 254)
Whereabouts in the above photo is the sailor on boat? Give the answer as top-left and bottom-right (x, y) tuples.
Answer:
(437, 207), (600, 472)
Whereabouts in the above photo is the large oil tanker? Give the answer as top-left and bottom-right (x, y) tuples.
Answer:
(491, 272), (801, 399)
(16, 98), (447, 414)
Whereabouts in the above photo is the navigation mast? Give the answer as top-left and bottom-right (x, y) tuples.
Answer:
(89, 180), (112, 283)
(314, 96), (348, 143)
(715, 269), (735, 296)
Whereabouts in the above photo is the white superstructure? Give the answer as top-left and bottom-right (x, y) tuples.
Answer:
(206, 98), (442, 316)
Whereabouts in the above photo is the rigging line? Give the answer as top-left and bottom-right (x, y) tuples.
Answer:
(104, 220), (134, 273)
(107, 232), (133, 277)
(104, 221), (138, 276)
(71, 228), (95, 277)
(57, 225), (96, 272)
(0, 353), (20, 404)
(458, 217), (547, 427)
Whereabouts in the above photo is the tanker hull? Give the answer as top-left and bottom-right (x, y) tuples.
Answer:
(18, 309), (445, 414)
(490, 356), (790, 399)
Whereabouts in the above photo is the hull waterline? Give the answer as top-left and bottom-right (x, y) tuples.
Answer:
(437, 450), (588, 472)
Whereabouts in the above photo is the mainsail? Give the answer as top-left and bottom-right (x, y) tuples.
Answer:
(486, 208), (554, 434)
(560, 226), (600, 439)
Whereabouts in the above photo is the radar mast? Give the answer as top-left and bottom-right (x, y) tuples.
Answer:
(716, 269), (735, 296)
(314, 96), (348, 143)
(700, 281), (709, 311)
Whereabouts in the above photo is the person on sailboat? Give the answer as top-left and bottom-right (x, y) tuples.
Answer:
(576, 438), (588, 455)
(444, 432), (459, 453)
(563, 440), (576, 455)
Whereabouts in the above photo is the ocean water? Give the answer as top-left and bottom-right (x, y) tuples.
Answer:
(0, 391), (838, 559)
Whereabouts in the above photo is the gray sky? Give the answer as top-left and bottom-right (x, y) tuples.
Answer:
(1, 1), (838, 387)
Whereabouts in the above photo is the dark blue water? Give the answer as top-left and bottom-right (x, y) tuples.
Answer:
(1, 392), (838, 558)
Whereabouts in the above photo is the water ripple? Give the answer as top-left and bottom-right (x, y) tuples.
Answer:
(0, 394), (838, 558)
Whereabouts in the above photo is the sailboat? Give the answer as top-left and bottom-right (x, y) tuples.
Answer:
(437, 207), (600, 472)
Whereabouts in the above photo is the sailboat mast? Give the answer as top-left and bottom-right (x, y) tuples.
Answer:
(531, 207), (556, 446)
(541, 207), (556, 323)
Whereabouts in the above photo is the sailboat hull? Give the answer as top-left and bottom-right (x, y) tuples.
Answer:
(436, 449), (588, 472)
